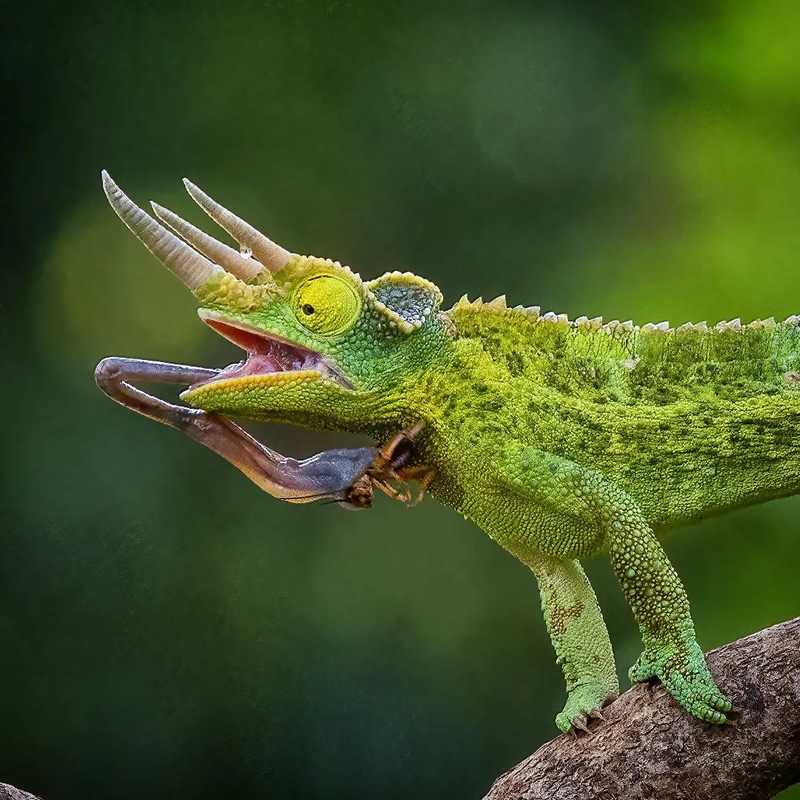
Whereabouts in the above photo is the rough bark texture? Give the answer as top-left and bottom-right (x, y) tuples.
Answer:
(0, 785), (41, 800)
(485, 617), (800, 800)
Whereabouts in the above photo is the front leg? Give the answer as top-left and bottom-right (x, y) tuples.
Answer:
(511, 548), (619, 732)
(496, 447), (731, 725)
(602, 493), (732, 723)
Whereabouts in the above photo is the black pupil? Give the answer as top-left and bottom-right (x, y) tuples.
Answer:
(302, 304), (315, 315)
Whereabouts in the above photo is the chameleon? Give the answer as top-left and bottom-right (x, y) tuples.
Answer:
(97, 170), (800, 733)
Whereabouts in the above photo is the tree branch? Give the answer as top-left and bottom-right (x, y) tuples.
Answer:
(485, 617), (800, 800)
(0, 784), (41, 800)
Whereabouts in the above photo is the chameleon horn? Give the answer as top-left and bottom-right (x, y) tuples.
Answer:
(150, 201), (269, 284)
(182, 178), (293, 272)
(102, 171), (226, 293)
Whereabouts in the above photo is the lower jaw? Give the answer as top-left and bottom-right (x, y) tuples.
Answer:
(183, 369), (324, 398)
(183, 378), (412, 443)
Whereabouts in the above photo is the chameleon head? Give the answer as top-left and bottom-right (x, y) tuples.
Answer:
(101, 172), (451, 434)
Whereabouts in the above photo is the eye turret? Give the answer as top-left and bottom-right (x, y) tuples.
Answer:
(292, 274), (362, 335)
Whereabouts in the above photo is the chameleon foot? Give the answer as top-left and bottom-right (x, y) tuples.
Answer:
(629, 640), (732, 724)
(555, 684), (618, 734)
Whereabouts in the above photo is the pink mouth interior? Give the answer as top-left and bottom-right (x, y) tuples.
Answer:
(198, 317), (348, 387)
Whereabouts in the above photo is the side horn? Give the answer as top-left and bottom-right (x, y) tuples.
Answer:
(102, 171), (226, 293)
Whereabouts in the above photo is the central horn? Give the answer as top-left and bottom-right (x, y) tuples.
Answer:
(182, 179), (294, 274)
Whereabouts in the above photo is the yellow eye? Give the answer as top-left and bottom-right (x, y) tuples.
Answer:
(292, 274), (362, 335)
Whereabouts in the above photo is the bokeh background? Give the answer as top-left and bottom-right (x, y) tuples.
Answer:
(3, 1), (800, 797)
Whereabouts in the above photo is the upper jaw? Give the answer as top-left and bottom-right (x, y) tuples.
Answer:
(186, 309), (353, 392)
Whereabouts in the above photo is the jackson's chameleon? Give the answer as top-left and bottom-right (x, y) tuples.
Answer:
(98, 171), (800, 733)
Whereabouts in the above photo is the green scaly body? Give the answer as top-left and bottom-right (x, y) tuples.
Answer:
(104, 174), (800, 732)
(435, 302), (800, 530)
(189, 276), (800, 732)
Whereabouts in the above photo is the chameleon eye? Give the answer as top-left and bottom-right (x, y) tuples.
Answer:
(292, 274), (361, 335)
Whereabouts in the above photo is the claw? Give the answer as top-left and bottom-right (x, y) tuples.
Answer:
(588, 708), (605, 721)
(571, 716), (590, 733)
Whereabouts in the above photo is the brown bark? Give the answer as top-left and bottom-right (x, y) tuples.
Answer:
(485, 617), (800, 800)
(0, 784), (41, 800)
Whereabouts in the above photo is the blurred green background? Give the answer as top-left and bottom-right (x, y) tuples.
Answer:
(2, 1), (800, 797)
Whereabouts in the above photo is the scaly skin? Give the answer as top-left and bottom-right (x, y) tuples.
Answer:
(185, 266), (800, 733)
(103, 177), (800, 732)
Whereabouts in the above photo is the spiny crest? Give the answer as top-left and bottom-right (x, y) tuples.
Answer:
(452, 294), (540, 318)
(449, 298), (627, 335)
(637, 317), (783, 334)
(484, 294), (507, 310)
(447, 294), (799, 338)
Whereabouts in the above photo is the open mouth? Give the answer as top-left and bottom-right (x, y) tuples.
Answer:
(188, 310), (352, 391)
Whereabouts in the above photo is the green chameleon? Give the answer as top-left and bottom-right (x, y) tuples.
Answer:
(97, 171), (800, 733)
